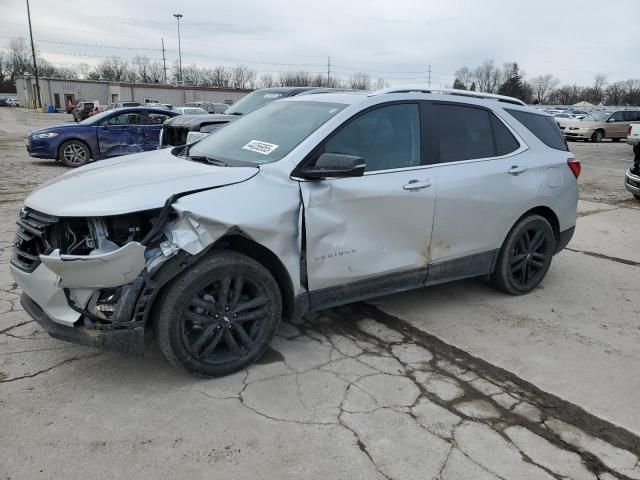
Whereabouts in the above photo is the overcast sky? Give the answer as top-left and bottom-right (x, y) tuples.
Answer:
(3, 0), (638, 87)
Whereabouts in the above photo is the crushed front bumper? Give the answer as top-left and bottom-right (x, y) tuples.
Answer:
(21, 293), (144, 356)
(625, 169), (640, 197)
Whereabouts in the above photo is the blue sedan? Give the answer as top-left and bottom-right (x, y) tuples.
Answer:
(26, 107), (178, 167)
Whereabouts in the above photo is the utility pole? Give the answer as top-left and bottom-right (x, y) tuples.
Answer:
(26, 0), (41, 109)
(327, 56), (331, 85)
(173, 13), (183, 84)
(427, 64), (431, 87)
(161, 38), (167, 83)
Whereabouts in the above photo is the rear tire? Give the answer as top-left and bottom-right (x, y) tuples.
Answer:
(634, 194), (640, 201)
(156, 251), (282, 377)
(490, 215), (555, 295)
(59, 140), (90, 167)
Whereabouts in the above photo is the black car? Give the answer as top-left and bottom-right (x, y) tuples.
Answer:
(160, 87), (321, 147)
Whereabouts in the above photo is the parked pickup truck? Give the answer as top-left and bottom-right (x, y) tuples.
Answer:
(625, 123), (640, 200)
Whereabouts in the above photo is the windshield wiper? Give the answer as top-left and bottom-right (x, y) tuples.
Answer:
(187, 155), (229, 167)
(227, 111), (243, 116)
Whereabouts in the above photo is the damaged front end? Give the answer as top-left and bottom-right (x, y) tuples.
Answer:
(10, 207), (180, 356)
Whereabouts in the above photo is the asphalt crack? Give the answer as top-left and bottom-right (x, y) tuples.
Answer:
(566, 247), (640, 267)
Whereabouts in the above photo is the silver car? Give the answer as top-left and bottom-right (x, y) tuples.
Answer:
(10, 87), (579, 376)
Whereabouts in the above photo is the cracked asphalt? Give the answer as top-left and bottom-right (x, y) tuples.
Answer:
(1, 108), (640, 479)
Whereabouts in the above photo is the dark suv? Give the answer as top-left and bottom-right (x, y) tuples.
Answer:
(160, 87), (321, 147)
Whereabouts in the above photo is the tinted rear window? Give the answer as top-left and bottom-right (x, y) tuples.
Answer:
(491, 115), (520, 156)
(434, 104), (494, 162)
(506, 109), (568, 151)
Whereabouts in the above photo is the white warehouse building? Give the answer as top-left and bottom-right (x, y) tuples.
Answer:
(15, 76), (250, 111)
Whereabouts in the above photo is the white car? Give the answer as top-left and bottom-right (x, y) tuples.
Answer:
(174, 106), (209, 116)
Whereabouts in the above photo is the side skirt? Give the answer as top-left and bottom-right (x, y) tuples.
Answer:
(307, 250), (499, 312)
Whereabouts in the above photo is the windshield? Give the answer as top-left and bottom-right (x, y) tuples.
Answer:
(583, 111), (609, 122)
(79, 110), (115, 125)
(180, 107), (208, 115)
(225, 90), (288, 115)
(188, 100), (346, 165)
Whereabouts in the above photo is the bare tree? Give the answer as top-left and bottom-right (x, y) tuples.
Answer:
(622, 79), (640, 105)
(530, 74), (559, 104)
(349, 72), (371, 90)
(132, 55), (152, 83)
(77, 62), (91, 79)
(148, 61), (164, 83)
(605, 81), (625, 106)
(95, 56), (129, 81)
(473, 60), (501, 93)
(279, 71), (312, 87)
(259, 73), (275, 88)
(206, 66), (229, 87)
(7, 37), (32, 83)
(454, 66), (473, 89)
(373, 78), (387, 90)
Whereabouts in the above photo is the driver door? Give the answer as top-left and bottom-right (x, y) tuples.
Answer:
(299, 103), (437, 306)
(97, 112), (145, 158)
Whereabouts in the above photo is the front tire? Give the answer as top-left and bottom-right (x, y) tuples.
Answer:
(591, 130), (604, 143)
(156, 251), (282, 377)
(59, 140), (90, 167)
(490, 215), (555, 295)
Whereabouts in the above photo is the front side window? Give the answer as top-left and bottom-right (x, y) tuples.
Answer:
(434, 104), (494, 162)
(146, 113), (171, 124)
(324, 103), (421, 172)
(106, 113), (142, 126)
(609, 111), (624, 122)
(188, 101), (346, 165)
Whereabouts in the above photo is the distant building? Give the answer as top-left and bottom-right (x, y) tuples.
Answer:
(16, 76), (250, 111)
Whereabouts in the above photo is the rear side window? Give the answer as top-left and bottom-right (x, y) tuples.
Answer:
(506, 109), (568, 151)
(433, 104), (494, 162)
(491, 115), (520, 156)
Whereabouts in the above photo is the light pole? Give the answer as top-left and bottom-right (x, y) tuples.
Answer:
(173, 13), (183, 84)
(26, 0), (41, 109)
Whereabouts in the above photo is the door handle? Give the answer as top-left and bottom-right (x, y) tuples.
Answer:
(403, 179), (432, 191)
(508, 165), (528, 175)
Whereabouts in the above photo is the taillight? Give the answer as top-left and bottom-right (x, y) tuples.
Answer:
(567, 158), (581, 178)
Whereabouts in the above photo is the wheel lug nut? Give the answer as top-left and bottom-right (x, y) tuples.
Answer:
(233, 313), (238, 318)
(225, 306), (230, 311)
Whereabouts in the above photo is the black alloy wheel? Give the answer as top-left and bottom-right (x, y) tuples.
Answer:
(490, 215), (555, 295)
(156, 251), (282, 376)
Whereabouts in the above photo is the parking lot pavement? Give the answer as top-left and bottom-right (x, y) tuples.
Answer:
(1, 109), (640, 479)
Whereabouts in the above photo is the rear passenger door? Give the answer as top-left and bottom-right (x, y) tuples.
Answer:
(426, 102), (537, 271)
(605, 111), (626, 139)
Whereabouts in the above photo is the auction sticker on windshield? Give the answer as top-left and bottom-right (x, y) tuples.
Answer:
(242, 140), (279, 155)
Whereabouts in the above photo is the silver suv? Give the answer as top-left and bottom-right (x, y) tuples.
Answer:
(10, 87), (579, 377)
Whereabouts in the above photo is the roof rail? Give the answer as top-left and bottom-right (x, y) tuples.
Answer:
(368, 85), (527, 107)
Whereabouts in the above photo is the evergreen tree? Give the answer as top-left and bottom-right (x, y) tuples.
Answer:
(452, 78), (467, 90)
(498, 63), (525, 100)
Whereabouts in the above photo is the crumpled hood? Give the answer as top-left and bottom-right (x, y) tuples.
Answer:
(25, 148), (259, 217)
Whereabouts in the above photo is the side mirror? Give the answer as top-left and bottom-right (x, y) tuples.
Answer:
(607, 118), (616, 123)
(297, 153), (365, 180)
